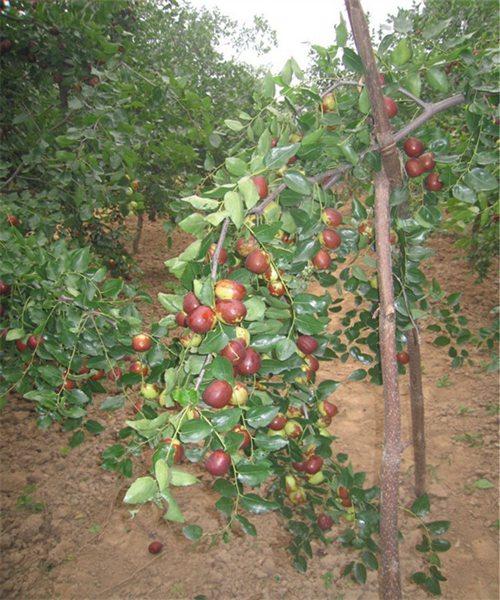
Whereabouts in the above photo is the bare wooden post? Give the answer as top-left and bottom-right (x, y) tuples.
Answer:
(344, 0), (426, 499)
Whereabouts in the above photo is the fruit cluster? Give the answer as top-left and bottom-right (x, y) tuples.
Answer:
(403, 137), (443, 191)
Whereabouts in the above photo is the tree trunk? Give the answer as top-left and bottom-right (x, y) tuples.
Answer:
(133, 213), (144, 254)
(373, 170), (403, 600)
(344, 0), (426, 501)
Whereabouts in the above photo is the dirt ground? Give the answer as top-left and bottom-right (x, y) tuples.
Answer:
(0, 217), (498, 600)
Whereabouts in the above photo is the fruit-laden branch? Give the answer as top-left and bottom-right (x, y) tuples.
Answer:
(194, 217), (231, 391)
(251, 93), (464, 214)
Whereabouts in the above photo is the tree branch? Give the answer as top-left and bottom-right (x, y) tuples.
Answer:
(193, 217), (231, 391)
(250, 93), (465, 213)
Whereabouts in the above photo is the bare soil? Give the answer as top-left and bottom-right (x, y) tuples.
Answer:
(1, 217), (498, 599)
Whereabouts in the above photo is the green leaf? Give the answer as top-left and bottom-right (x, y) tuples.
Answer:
(100, 395), (125, 411)
(361, 550), (378, 571)
(358, 88), (371, 114)
(239, 176), (260, 209)
(391, 39), (412, 66)
(157, 293), (183, 312)
(343, 48), (363, 73)
(348, 369), (367, 381)
(336, 16), (348, 46)
(240, 493), (278, 514)
(170, 468), (199, 487)
(245, 297), (266, 321)
(464, 168), (497, 192)
(163, 490), (185, 523)
(452, 183), (476, 204)
(102, 279), (123, 298)
(124, 476), (158, 504)
(402, 72), (421, 97)
(237, 462), (271, 487)
(283, 172), (312, 195)
(180, 419), (212, 443)
(224, 191), (244, 228)
(198, 329), (229, 354)
(182, 524), (203, 541)
(422, 18), (451, 39)
(224, 119), (244, 132)
(178, 213), (206, 237)
(85, 420), (105, 435)
(262, 72), (275, 98)
(353, 562), (367, 584)
(411, 572), (427, 585)
(235, 514), (257, 536)
(426, 521), (451, 535)
(182, 195), (220, 211)
(155, 459), (169, 493)
(225, 157), (247, 177)
(433, 336), (450, 347)
(276, 338), (297, 361)
(246, 405), (279, 428)
(69, 430), (85, 448)
(426, 68), (449, 93)
(5, 328), (24, 341)
(411, 493), (430, 517)
(264, 144), (300, 170)
(253, 431), (288, 451)
(208, 356), (234, 382)
(210, 408), (241, 432)
(431, 539), (451, 552)
(473, 478), (493, 489)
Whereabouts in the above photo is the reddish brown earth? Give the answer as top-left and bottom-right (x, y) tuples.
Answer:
(0, 218), (498, 599)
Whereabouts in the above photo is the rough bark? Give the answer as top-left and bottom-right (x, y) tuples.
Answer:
(343, 0), (427, 503)
(345, 1), (403, 598)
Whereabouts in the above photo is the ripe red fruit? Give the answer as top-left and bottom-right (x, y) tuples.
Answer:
(419, 152), (436, 172)
(205, 449), (231, 476)
(0, 281), (11, 296)
(292, 461), (307, 472)
(383, 96), (398, 119)
(304, 355), (319, 372)
(6, 215), (20, 227)
(338, 486), (349, 500)
(297, 335), (318, 355)
(317, 514), (334, 531)
(175, 311), (187, 327)
(90, 369), (105, 381)
(312, 249), (331, 270)
(287, 155), (297, 165)
(268, 281), (286, 297)
(304, 455), (323, 475)
(129, 361), (149, 376)
(131, 334), (152, 353)
(27, 335), (42, 350)
(107, 366), (122, 382)
(235, 347), (261, 376)
(321, 208), (343, 227)
(63, 379), (76, 391)
(319, 229), (341, 249)
(318, 400), (338, 418)
(183, 292), (200, 315)
(163, 438), (184, 463)
(207, 244), (227, 265)
(215, 299), (247, 325)
(405, 158), (425, 178)
(0, 39), (12, 54)
(341, 497), (353, 508)
(233, 424), (251, 449)
(245, 249), (270, 274)
(425, 172), (443, 192)
(215, 279), (246, 301)
(78, 365), (90, 375)
(220, 339), (247, 365)
(15, 339), (28, 352)
(252, 176), (268, 199)
(203, 380), (233, 409)
(403, 137), (425, 158)
(271, 138), (278, 147)
(148, 541), (163, 554)
(187, 306), (217, 334)
(236, 236), (258, 257)
(396, 351), (410, 365)
(268, 413), (287, 431)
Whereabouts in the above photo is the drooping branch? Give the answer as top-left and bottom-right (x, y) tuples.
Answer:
(251, 93), (465, 213)
(193, 217), (231, 391)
